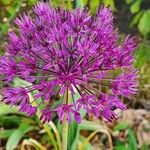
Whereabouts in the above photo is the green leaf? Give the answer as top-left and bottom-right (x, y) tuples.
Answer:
(128, 128), (137, 150)
(0, 104), (18, 116)
(104, 0), (116, 11)
(0, 129), (15, 139)
(0, 0), (21, 37)
(130, 0), (142, 14)
(27, 0), (37, 6)
(44, 124), (58, 150)
(21, 138), (46, 150)
(79, 120), (106, 131)
(6, 123), (34, 150)
(68, 121), (79, 150)
(79, 131), (98, 150)
(138, 10), (150, 37)
(89, 0), (100, 14)
(0, 0), (11, 5)
(79, 121), (113, 149)
(66, 0), (73, 10)
(46, 122), (62, 150)
(114, 140), (127, 150)
(82, 0), (88, 6)
(130, 11), (143, 27)
(76, 0), (84, 8)
(80, 121), (98, 131)
(114, 122), (129, 131)
(0, 116), (22, 127)
(125, 0), (133, 4)
(0, 23), (10, 36)
(135, 41), (150, 67)
(79, 136), (93, 150)
(140, 144), (149, 150)
(13, 77), (32, 87)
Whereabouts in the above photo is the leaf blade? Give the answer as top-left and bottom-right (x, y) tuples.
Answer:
(6, 123), (34, 150)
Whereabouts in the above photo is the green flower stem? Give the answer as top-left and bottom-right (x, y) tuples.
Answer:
(62, 115), (69, 150)
(62, 88), (69, 150)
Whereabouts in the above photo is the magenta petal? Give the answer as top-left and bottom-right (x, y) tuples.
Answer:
(74, 112), (81, 124)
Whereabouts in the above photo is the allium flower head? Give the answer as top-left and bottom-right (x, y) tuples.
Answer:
(0, 2), (139, 123)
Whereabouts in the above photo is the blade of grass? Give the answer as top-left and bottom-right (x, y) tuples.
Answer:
(79, 120), (113, 149)
(78, 135), (93, 150)
(76, 0), (84, 8)
(48, 121), (62, 150)
(21, 138), (46, 150)
(6, 123), (35, 150)
(0, 104), (18, 116)
(29, 138), (46, 150)
(44, 124), (58, 150)
(0, 129), (15, 139)
(67, 0), (72, 9)
(79, 131), (97, 150)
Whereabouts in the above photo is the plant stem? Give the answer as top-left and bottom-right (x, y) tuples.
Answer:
(62, 115), (69, 150)
(62, 88), (69, 150)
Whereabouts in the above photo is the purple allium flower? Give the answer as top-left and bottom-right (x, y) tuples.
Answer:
(1, 87), (29, 106)
(112, 70), (138, 98)
(76, 94), (99, 117)
(0, 56), (17, 82)
(55, 104), (81, 123)
(40, 108), (52, 123)
(98, 94), (126, 121)
(0, 3), (139, 123)
(19, 104), (37, 116)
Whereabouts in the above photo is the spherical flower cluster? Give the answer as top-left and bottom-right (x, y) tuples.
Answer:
(0, 2), (139, 123)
